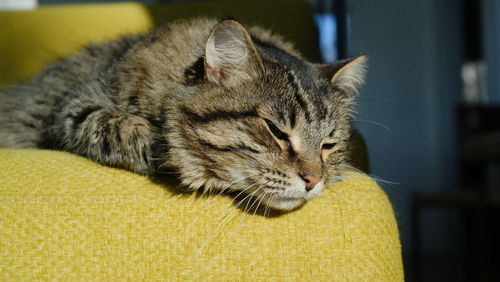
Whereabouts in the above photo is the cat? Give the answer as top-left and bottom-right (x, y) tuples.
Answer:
(0, 18), (367, 211)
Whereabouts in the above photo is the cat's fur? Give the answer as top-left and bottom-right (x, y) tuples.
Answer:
(0, 18), (366, 211)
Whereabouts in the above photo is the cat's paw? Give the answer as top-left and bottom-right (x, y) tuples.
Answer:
(114, 115), (155, 174)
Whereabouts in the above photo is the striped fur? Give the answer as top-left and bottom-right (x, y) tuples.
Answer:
(0, 18), (366, 211)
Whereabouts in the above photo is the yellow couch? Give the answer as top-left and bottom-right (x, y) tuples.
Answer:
(0, 2), (403, 280)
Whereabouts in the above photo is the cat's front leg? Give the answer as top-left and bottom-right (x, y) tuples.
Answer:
(54, 106), (158, 175)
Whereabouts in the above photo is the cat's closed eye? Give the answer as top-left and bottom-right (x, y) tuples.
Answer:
(321, 142), (337, 150)
(264, 119), (287, 140)
(263, 118), (291, 151)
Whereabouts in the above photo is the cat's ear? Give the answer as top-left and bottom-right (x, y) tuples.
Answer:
(204, 20), (264, 88)
(317, 55), (367, 93)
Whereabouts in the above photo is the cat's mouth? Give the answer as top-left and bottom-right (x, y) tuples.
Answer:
(252, 181), (325, 211)
(226, 170), (325, 212)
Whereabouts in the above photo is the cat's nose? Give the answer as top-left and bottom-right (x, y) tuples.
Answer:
(300, 174), (321, 191)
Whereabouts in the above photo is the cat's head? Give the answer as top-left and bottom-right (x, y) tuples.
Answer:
(169, 20), (367, 211)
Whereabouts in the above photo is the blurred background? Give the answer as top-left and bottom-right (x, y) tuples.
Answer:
(1, 0), (499, 281)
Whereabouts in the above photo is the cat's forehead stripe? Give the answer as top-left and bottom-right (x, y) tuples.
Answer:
(292, 87), (312, 123)
(254, 38), (316, 90)
(289, 107), (297, 128)
(255, 41), (333, 125)
(180, 106), (257, 123)
(285, 71), (300, 93)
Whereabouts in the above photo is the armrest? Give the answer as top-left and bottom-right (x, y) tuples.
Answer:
(0, 149), (403, 280)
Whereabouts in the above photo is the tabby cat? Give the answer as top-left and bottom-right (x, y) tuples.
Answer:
(0, 18), (367, 211)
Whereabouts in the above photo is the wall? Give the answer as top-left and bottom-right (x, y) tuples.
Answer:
(483, 0), (500, 102)
(347, 0), (463, 254)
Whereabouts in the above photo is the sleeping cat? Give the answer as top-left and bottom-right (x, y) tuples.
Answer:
(0, 18), (366, 211)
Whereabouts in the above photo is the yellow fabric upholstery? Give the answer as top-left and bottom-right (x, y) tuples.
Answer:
(0, 3), (153, 85)
(0, 2), (403, 280)
(0, 149), (403, 280)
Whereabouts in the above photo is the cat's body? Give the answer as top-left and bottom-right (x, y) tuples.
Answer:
(0, 18), (366, 211)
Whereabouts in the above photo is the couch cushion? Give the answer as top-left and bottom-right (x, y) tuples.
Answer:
(0, 2), (153, 85)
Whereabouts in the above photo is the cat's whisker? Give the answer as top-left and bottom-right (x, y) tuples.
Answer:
(262, 194), (272, 217)
(196, 208), (239, 256)
(236, 180), (270, 217)
(323, 174), (394, 194)
(233, 181), (259, 200)
(357, 97), (400, 106)
(248, 189), (266, 214)
(249, 191), (268, 223)
(215, 173), (259, 197)
(264, 194), (276, 217)
(241, 188), (261, 215)
(237, 187), (266, 227)
(341, 163), (369, 174)
(341, 164), (400, 185)
(231, 181), (263, 210)
(353, 119), (392, 133)
(368, 177), (399, 185)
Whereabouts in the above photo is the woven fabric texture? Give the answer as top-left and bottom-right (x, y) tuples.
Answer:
(0, 149), (403, 280)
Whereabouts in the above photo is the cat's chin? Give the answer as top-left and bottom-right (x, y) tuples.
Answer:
(258, 182), (325, 211)
(259, 194), (306, 211)
(266, 198), (305, 211)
